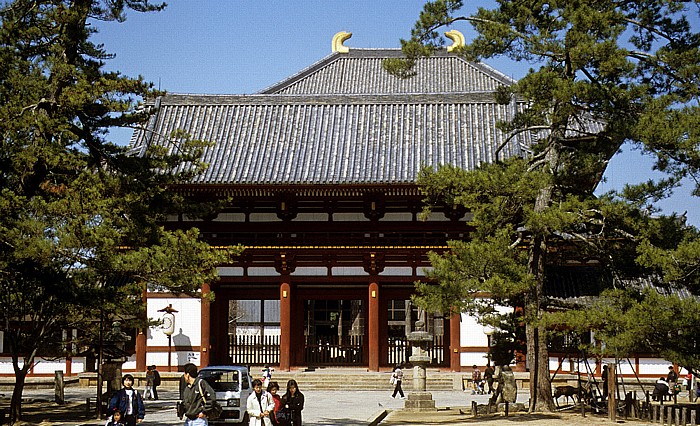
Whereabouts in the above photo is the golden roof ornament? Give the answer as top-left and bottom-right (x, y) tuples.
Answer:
(332, 31), (352, 53)
(445, 29), (466, 52)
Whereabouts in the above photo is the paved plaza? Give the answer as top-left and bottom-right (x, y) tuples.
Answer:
(8, 386), (514, 425)
(3, 386), (651, 426)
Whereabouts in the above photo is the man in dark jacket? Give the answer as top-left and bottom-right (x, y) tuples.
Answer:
(151, 365), (161, 400)
(181, 362), (218, 425)
(108, 374), (145, 426)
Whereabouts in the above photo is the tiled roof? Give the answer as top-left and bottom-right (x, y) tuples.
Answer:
(544, 266), (693, 302)
(259, 49), (516, 95)
(129, 48), (594, 185)
(131, 93), (531, 185)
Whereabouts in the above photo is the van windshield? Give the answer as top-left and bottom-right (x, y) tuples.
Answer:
(199, 369), (240, 392)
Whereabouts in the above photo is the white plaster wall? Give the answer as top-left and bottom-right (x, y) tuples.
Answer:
(549, 357), (572, 372)
(333, 213), (369, 222)
(461, 352), (488, 367)
(460, 313), (486, 347)
(147, 297), (201, 348)
(639, 358), (674, 376)
(248, 267), (279, 276)
(379, 267), (413, 276)
(71, 358), (86, 374)
(332, 267), (367, 276)
(292, 267), (328, 276)
(213, 213), (245, 222)
(217, 266), (244, 276)
(249, 213), (281, 222)
(416, 267), (433, 276)
(379, 212), (413, 221)
(295, 213), (329, 221)
(32, 360), (68, 374)
(0, 357), (22, 374)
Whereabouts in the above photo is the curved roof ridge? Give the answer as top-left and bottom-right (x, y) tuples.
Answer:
(258, 48), (517, 96)
(257, 52), (339, 94)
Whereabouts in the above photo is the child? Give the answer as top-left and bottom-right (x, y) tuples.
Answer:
(106, 409), (126, 426)
(144, 366), (155, 400)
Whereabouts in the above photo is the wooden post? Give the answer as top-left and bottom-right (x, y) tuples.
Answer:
(472, 400), (478, 417)
(449, 313), (461, 372)
(652, 405), (658, 423)
(691, 408), (696, 426)
(367, 279), (380, 372)
(661, 405), (665, 425)
(279, 280), (291, 371)
(200, 282), (211, 368)
(54, 370), (64, 404)
(608, 362), (617, 422)
(682, 407), (687, 426)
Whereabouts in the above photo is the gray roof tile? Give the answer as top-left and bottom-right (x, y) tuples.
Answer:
(259, 49), (516, 95)
(129, 49), (598, 185)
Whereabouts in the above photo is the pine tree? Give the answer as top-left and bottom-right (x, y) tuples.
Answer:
(0, 1), (237, 422)
(386, 0), (700, 412)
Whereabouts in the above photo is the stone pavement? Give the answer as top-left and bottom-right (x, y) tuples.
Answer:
(5, 386), (641, 426)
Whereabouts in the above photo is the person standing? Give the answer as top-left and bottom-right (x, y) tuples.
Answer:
(108, 374), (145, 426)
(668, 366), (679, 394)
(281, 379), (304, 426)
(106, 409), (126, 426)
(181, 362), (218, 426)
(261, 365), (274, 389)
(484, 363), (495, 394)
(471, 365), (482, 395)
(390, 365), (405, 399)
(144, 366), (155, 400)
(152, 365), (161, 400)
(247, 378), (274, 426)
(267, 381), (283, 426)
(601, 364), (609, 402)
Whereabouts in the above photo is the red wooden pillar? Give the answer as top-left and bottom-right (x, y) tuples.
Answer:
(279, 279), (292, 371)
(135, 285), (147, 372)
(201, 282), (211, 368)
(450, 313), (461, 372)
(368, 279), (380, 372)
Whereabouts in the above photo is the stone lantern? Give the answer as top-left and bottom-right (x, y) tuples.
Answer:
(404, 310), (436, 411)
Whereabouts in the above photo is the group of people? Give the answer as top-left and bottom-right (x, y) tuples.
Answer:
(470, 363), (495, 395)
(105, 363), (305, 426)
(246, 378), (304, 426)
(104, 366), (160, 426)
(652, 365), (682, 401)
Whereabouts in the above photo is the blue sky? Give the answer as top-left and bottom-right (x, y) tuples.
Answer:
(92, 1), (700, 226)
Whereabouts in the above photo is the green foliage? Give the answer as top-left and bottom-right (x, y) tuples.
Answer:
(543, 288), (700, 375)
(0, 1), (237, 421)
(396, 0), (700, 412)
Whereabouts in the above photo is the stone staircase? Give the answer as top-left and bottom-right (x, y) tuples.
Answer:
(266, 368), (460, 391)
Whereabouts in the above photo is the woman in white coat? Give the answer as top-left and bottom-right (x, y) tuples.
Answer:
(247, 378), (275, 426)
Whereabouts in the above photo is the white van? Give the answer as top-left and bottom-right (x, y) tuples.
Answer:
(198, 365), (253, 424)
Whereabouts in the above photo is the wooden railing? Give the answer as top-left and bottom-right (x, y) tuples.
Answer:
(229, 334), (280, 366)
(387, 335), (446, 367)
(304, 335), (363, 365)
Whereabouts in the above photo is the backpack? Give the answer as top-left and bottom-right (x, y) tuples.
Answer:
(198, 380), (223, 420)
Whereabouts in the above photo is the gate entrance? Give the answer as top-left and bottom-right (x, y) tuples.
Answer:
(304, 300), (364, 365)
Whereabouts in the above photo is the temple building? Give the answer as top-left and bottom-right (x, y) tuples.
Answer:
(0, 32), (676, 379)
(127, 30), (533, 373)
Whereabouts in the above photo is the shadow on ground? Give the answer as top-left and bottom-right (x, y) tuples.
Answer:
(13, 400), (96, 425)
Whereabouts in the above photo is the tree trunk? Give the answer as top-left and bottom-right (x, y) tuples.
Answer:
(525, 142), (561, 412)
(525, 236), (555, 412)
(10, 365), (29, 424)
